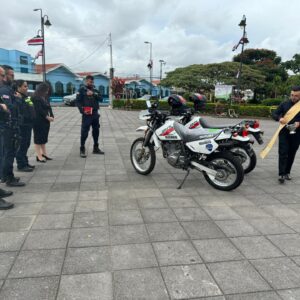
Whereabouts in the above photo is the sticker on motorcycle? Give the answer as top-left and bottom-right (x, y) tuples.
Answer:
(206, 144), (213, 151)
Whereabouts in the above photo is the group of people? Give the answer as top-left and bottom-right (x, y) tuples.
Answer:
(0, 65), (54, 210)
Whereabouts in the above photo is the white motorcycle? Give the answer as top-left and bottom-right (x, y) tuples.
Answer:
(130, 102), (244, 191)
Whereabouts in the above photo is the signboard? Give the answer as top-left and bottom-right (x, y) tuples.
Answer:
(214, 84), (233, 100)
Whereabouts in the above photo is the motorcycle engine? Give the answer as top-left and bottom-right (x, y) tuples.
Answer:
(162, 142), (186, 168)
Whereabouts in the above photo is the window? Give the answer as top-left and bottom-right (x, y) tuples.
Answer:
(66, 82), (74, 94)
(55, 81), (64, 96)
(20, 56), (28, 65)
(98, 85), (105, 95)
(20, 67), (28, 73)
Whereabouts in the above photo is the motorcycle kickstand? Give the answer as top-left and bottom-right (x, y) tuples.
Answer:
(177, 169), (190, 190)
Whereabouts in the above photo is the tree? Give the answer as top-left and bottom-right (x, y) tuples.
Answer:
(111, 77), (125, 98)
(161, 62), (265, 92)
(283, 54), (300, 74)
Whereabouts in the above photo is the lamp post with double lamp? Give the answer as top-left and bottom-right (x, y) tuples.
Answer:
(234, 15), (249, 102)
(159, 59), (166, 99)
(33, 8), (52, 82)
(144, 41), (153, 96)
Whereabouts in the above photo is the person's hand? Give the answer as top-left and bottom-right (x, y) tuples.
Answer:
(14, 92), (21, 97)
(86, 90), (93, 96)
(295, 122), (300, 128)
(279, 118), (286, 125)
(46, 116), (54, 122)
(0, 103), (8, 111)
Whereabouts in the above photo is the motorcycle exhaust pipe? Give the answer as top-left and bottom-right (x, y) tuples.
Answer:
(190, 161), (218, 177)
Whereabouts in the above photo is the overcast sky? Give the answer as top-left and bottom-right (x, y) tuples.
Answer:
(1, 0), (300, 79)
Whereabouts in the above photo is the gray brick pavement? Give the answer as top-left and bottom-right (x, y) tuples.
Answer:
(0, 107), (300, 299)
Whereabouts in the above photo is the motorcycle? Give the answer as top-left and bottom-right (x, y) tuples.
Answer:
(170, 108), (263, 174)
(130, 102), (244, 191)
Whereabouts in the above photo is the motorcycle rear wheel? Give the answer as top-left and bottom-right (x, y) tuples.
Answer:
(230, 145), (257, 174)
(130, 137), (156, 175)
(203, 152), (244, 191)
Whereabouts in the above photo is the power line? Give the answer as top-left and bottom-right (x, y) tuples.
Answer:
(69, 36), (109, 68)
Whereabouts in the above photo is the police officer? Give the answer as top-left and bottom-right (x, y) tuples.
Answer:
(76, 75), (104, 157)
(15, 80), (35, 172)
(272, 86), (300, 183)
(0, 66), (14, 209)
(0, 65), (25, 187)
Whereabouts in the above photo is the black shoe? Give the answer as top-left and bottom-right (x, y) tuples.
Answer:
(6, 178), (26, 187)
(80, 146), (87, 158)
(285, 174), (292, 180)
(1, 176), (20, 183)
(0, 188), (13, 198)
(42, 154), (53, 160)
(278, 175), (285, 184)
(0, 199), (14, 210)
(93, 145), (105, 155)
(17, 166), (34, 172)
(36, 156), (46, 163)
(27, 164), (35, 169)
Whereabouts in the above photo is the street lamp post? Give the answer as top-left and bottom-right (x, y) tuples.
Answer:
(235, 15), (249, 100)
(159, 59), (166, 99)
(144, 41), (153, 96)
(34, 8), (52, 82)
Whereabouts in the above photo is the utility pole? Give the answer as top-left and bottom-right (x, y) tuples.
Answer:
(159, 59), (166, 99)
(108, 33), (114, 107)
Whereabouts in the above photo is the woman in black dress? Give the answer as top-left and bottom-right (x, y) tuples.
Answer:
(32, 83), (54, 162)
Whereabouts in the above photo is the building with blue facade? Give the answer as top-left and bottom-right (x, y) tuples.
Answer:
(0, 48), (172, 102)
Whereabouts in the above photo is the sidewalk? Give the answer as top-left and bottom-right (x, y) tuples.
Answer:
(0, 107), (300, 299)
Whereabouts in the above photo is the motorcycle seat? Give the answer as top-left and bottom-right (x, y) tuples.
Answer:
(199, 118), (233, 129)
(174, 122), (219, 143)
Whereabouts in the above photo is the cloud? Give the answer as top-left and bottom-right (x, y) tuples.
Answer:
(1, 0), (300, 77)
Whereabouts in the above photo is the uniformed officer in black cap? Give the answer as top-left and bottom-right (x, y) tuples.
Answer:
(76, 75), (105, 158)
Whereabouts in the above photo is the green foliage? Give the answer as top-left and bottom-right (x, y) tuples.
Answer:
(261, 98), (282, 106)
(283, 54), (300, 74)
(161, 62), (265, 92)
(113, 100), (273, 118)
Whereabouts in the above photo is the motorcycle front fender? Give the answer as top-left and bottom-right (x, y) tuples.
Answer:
(136, 126), (148, 132)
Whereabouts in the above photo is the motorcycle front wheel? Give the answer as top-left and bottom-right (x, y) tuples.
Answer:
(130, 137), (156, 175)
(203, 152), (244, 191)
(230, 145), (257, 174)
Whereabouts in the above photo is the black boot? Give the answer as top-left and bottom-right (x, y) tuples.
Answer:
(93, 144), (104, 155)
(6, 177), (26, 187)
(0, 198), (14, 210)
(80, 146), (87, 158)
(278, 175), (285, 184)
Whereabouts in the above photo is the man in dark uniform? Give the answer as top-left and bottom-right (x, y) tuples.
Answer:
(76, 75), (104, 158)
(0, 65), (25, 187)
(0, 66), (14, 209)
(272, 86), (300, 183)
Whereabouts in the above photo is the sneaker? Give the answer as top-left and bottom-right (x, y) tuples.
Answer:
(80, 146), (87, 158)
(285, 174), (292, 180)
(0, 198), (14, 210)
(0, 188), (13, 198)
(17, 166), (34, 172)
(278, 175), (285, 184)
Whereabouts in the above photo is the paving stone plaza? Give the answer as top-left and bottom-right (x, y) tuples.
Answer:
(0, 106), (300, 300)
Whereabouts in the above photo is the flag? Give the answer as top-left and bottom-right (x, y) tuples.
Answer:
(147, 59), (153, 70)
(27, 36), (44, 46)
(35, 48), (43, 59)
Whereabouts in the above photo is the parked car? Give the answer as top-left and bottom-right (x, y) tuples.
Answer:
(63, 93), (77, 106)
(137, 94), (158, 101)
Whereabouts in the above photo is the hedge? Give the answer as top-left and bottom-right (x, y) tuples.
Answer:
(112, 99), (274, 118)
(261, 98), (282, 106)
